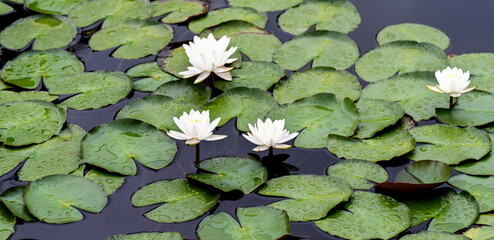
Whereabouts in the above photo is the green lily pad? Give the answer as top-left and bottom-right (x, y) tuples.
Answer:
(188, 7), (267, 34)
(0, 90), (57, 104)
(274, 67), (361, 104)
(377, 23), (450, 50)
(24, 0), (85, 14)
(436, 91), (494, 126)
(449, 53), (494, 92)
(477, 213), (494, 226)
(268, 93), (359, 149)
(131, 178), (219, 223)
(1, 49), (84, 89)
(327, 118), (416, 162)
(68, 0), (152, 28)
(0, 100), (66, 146)
(278, 0), (360, 35)
(326, 159), (388, 189)
(448, 175), (494, 213)
(356, 99), (405, 138)
(0, 2), (13, 15)
(203, 87), (277, 132)
(216, 61), (285, 91)
(152, 79), (211, 106)
(71, 165), (125, 195)
(227, 0), (303, 12)
(355, 41), (448, 82)
(454, 133), (494, 175)
(197, 206), (289, 240)
(106, 232), (183, 240)
(126, 62), (178, 92)
(0, 15), (77, 51)
(274, 31), (359, 71)
(315, 191), (411, 240)
(152, 0), (208, 24)
(229, 32), (281, 62)
(258, 175), (352, 221)
(360, 72), (449, 121)
(400, 231), (470, 240)
(82, 119), (177, 176)
(89, 19), (173, 59)
(47, 71), (133, 110)
(0, 80), (11, 90)
(0, 203), (15, 240)
(404, 189), (478, 233)
(464, 227), (494, 240)
(407, 124), (491, 164)
(116, 95), (198, 132)
(187, 157), (267, 194)
(200, 21), (264, 36)
(0, 187), (36, 222)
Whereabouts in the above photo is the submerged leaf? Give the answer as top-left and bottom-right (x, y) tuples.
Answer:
(127, 62), (178, 92)
(377, 23), (450, 50)
(448, 175), (494, 213)
(152, 0), (208, 24)
(188, 7), (267, 34)
(326, 159), (388, 189)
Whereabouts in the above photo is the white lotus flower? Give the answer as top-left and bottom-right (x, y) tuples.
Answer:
(426, 67), (476, 97)
(243, 118), (299, 152)
(167, 109), (227, 145)
(178, 33), (238, 84)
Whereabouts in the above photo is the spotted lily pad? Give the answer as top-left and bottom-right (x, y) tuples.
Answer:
(216, 61), (285, 91)
(0, 15), (77, 51)
(448, 53), (494, 94)
(360, 72), (449, 121)
(197, 206), (289, 240)
(71, 165), (124, 195)
(400, 231), (470, 240)
(315, 191), (411, 240)
(404, 189), (478, 233)
(278, 0), (361, 35)
(0, 90), (57, 104)
(227, 0), (303, 12)
(326, 159), (388, 189)
(228, 32), (281, 62)
(436, 91), (494, 126)
(356, 99), (405, 138)
(203, 87), (277, 132)
(0, 2), (13, 15)
(274, 67), (361, 104)
(47, 71), (132, 110)
(106, 232), (183, 240)
(24, 0), (85, 14)
(126, 62), (178, 92)
(0, 100), (66, 146)
(407, 124), (491, 164)
(200, 21), (264, 36)
(82, 119), (177, 176)
(274, 31), (359, 71)
(0, 202), (15, 240)
(448, 175), (494, 213)
(152, 79), (211, 106)
(188, 7), (267, 34)
(89, 19), (173, 59)
(131, 178), (219, 223)
(454, 133), (494, 175)
(152, 0), (208, 24)
(0, 187), (36, 222)
(355, 41), (448, 82)
(1, 49), (84, 89)
(187, 157), (267, 194)
(268, 93), (358, 149)
(377, 23), (450, 50)
(258, 175), (352, 221)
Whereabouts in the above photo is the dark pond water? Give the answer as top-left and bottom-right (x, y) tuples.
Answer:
(1, 0), (494, 239)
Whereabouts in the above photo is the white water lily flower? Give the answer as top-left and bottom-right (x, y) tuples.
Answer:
(426, 67), (477, 97)
(178, 33), (238, 84)
(243, 118), (299, 152)
(167, 109), (227, 145)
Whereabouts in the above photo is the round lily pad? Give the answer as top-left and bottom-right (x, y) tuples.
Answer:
(258, 174), (352, 221)
(216, 61), (285, 91)
(188, 7), (267, 34)
(315, 191), (411, 240)
(24, 0), (85, 15)
(0, 100), (66, 146)
(436, 91), (494, 126)
(274, 30), (359, 71)
(126, 62), (178, 92)
(152, 0), (208, 24)
(228, 32), (281, 62)
(152, 79), (211, 106)
(464, 227), (494, 240)
(326, 159), (388, 189)
(0, 90), (57, 104)
(89, 19), (173, 59)
(202, 87), (277, 132)
(197, 206), (289, 240)
(227, 0), (303, 12)
(131, 178), (219, 223)
(400, 231), (470, 240)
(0, 202), (15, 240)
(360, 72), (449, 121)
(407, 124), (491, 165)
(0, 80), (11, 90)
(1, 49), (84, 89)
(0, 186), (36, 222)
(278, 0), (361, 35)
(200, 21), (264, 36)
(0, 15), (77, 51)
(454, 133), (494, 175)
(187, 157), (267, 194)
(273, 67), (361, 104)
(377, 23), (450, 50)
(356, 99), (405, 138)
(71, 165), (125, 195)
(24, 174), (108, 224)
(82, 119), (177, 176)
(448, 175), (494, 213)
(0, 2), (13, 15)
(449, 53), (494, 95)
(47, 71), (133, 110)
(355, 41), (448, 82)
(106, 232), (183, 240)
(404, 189), (479, 233)
(268, 93), (359, 149)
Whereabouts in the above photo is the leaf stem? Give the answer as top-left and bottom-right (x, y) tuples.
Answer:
(195, 143), (200, 165)
(449, 96), (453, 110)
(268, 147), (273, 157)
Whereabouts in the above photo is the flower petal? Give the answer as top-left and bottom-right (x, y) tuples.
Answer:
(253, 145), (270, 152)
(273, 143), (292, 149)
(194, 71), (211, 84)
(205, 134), (228, 141)
(426, 85), (445, 94)
(186, 138), (201, 145)
(214, 71), (232, 81)
(167, 130), (190, 140)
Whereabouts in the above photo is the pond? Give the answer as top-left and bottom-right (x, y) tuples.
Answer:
(1, 0), (494, 239)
